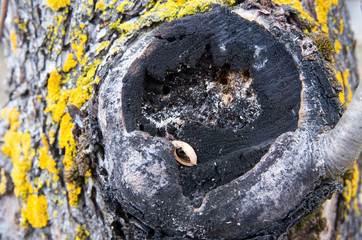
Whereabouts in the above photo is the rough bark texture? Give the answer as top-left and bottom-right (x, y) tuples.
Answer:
(0, 0), (360, 239)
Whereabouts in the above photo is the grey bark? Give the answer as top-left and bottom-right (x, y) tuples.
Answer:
(323, 84), (362, 179)
(0, 0), (360, 239)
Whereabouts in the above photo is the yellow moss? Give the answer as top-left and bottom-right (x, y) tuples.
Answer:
(63, 53), (78, 72)
(334, 39), (342, 54)
(53, 210), (58, 217)
(0, 168), (7, 195)
(10, 30), (17, 54)
(314, 0), (338, 34)
(1, 109), (34, 199)
(22, 194), (49, 228)
(46, 0), (70, 11)
(116, 1), (134, 13)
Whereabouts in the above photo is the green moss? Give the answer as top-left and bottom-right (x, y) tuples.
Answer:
(289, 208), (327, 240)
(313, 33), (334, 61)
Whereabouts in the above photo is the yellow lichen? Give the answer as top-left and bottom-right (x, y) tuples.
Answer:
(353, 197), (361, 216)
(351, 163), (359, 197)
(96, 0), (106, 11)
(45, 71), (62, 109)
(10, 30), (17, 54)
(72, 34), (88, 63)
(342, 163), (360, 218)
(75, 224), (90, 240)
(96, 41), (110, 53)
(39, 148), (58, 175)
(44, 58), (101, 206)
(49, 130), (56, 144)
(66, 182), (82, 206)
(336, 68), (353, 105)
(177, 0), (217, 18)
(339, 19), (343, 34)
(22, 194), (49, 228)
(116, 1), (134, 13)
(111, 0), (218, 36)
(273, 0), (315, 23)
(59, 114), (75, 167)
(0, 107), (8, 119)
(334, 39), (342, 54)
(36, 95), (43, 102)
(45, 70), (68, 122)
(63, 53), (78, 72)
(0, 168), (7, 195)
(335, 71), (346, 104)
(46, 0), (70, 11)
(342, 68), (353, 104)
(1, 109), (34, 199)
(314, 0), (338, 34)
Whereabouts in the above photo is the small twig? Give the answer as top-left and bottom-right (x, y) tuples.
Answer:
(0, 0), (9, 44)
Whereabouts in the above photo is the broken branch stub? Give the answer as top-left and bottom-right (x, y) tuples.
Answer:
(98, 6), (345, 239)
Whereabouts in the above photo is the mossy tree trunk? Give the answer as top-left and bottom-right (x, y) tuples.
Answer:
(0, 0), (360, 239)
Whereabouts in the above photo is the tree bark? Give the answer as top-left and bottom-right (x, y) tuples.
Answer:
(0, 0), (360, 239)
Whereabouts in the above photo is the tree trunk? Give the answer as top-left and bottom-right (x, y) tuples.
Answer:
(0, 0), (360, 239)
